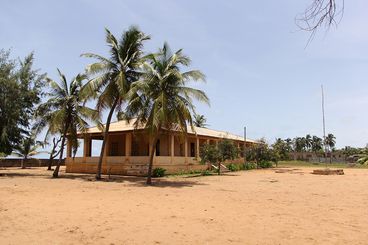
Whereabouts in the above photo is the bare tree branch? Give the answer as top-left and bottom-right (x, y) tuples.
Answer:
(296, 0), (344, 44)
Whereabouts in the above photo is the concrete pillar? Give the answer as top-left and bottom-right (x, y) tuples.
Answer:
(184, 136), (188, 163)
(125, 133), (131, 157)
(171, 134), (175, 157)
(83, 135), (91, 157)
(196, 137), (200, 158)
(206, 139), (210, 145)
(66, 138), (72, 158)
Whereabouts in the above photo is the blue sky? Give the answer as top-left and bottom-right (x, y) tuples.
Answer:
(2, 0), (368, 153)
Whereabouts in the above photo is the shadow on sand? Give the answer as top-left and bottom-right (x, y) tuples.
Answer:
(0, 168), (207, 188)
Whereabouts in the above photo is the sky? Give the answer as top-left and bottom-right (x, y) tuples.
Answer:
(1, 0), (368, 156)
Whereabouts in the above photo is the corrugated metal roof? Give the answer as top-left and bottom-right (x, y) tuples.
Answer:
(85, 119), (258, 143)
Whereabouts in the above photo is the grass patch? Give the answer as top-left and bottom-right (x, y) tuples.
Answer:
(278, 160), (368, 169)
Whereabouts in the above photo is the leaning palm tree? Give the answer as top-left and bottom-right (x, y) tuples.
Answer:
(125, 43), (209, 185)
(193, 114), (208, 128)
(82, 27), (150, 180)
(12, 132), (42, 169)
(35, 69), (99, 177)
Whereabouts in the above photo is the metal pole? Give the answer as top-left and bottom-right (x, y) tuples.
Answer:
(321, 85), (327, 167)
(244, 126), (247, 165)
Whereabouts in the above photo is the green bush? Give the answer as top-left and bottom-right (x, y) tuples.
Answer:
(259, 161), (273, 168)
(201, 170), (212, 176)
(245, 162), (257, 170)
(227, 163), (240, 172)
(152, 167), (166, 177)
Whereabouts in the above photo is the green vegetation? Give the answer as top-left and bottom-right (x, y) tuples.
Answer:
(278, 160), (368, 169)
(0, 50), (45, 155)
(193, 114), (208, 128)
(35, 70), (99, 177)
(200, 139), (239, 175)
(123, 42), (209, 184)
(12, 132), (43, 169)
(152, 168), (166, 177)
(82, 27), (150, 180)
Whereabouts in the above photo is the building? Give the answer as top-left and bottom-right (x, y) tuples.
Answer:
(65, 120), (258, 176)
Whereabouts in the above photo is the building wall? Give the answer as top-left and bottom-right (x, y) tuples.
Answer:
(66, 130), (253, 176)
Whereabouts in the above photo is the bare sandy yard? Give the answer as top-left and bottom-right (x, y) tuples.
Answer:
(1, 166), (368, 245)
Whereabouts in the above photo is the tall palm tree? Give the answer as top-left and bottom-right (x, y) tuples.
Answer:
(12, 132), (42, 169)
(193, 114), (208, 128)
(82, 27), (150, 180)
(324, 133), (336, 163)
(125, 43), (209, 185)
(35, 69), (99, 177)
(305, 134), (312, 151)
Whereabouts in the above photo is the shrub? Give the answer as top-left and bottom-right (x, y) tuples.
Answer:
(227, 163), (240, 172)
(245, 162), (257, 170)
(201, 170), (212, 176)
(259, 161), (273, 168)
(152, 167), (166, 177)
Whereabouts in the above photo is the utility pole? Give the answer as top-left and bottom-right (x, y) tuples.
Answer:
(244, 126), (247, 165)
(321, 85), (327, 166)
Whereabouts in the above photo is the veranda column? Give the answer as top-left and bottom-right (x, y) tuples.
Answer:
(125, 133), (132, 157)
(184, 136), (188, 164)
(83, 135), (90, 158)
(196, 136), (200, 159)
(171, 134), (175, 164)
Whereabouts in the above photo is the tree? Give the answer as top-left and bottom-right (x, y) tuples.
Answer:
(246, 139), (277, 168)
(47, 136), (63, 171)
(272, 138), (290, 161)
(193, 114), (208, 128)
(35, 70), (99, 177)
(12, 132), (43, 169)
(324, 133), (336, 163)
(200, 139), (238, 175)
(0, 50), (45, 155)
(125, 43), (209, 184)
(297, 0), (344, 41)
(305, 134), (312, 152)
(311, 135), (323, 154)
(82, 27), (150, 180)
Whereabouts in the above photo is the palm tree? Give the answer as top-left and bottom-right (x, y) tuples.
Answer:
(125, 43), (209, 185)
(324, 133), (336, 163)
(193, 114), (208, 128)
(305, 134), (312, 151)
(35, 69), (99, 177)
(12, 132), (42, 169)
(82, 27), (150, 180)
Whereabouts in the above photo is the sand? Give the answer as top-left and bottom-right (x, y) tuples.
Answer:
(1, 166), (368, 245)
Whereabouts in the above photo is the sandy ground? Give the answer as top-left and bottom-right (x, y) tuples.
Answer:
(1, 167), (368, 245)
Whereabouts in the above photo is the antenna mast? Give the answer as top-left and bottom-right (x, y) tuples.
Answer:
(321, 85), (327, 162)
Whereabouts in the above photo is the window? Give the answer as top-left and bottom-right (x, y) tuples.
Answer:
(110, 142), (119, 156)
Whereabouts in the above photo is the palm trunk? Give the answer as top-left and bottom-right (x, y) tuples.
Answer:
(96, 100), (118, 180)
(21, 158), (25, 169)
(146, 135), (159, 185)
(47, 157), (53, 171)
(53, 123), (69, 178)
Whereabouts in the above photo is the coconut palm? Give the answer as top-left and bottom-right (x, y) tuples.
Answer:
(12, 132), (43, 169)
(193, 114), (208, 128)
(305, 134), (312, 151)
(82, 27), (150, 180)
(125, 43), (209, 184)
(311, 135), (323, 154)
(35, 69), (99, 177)
(324, 133), (336, 163)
